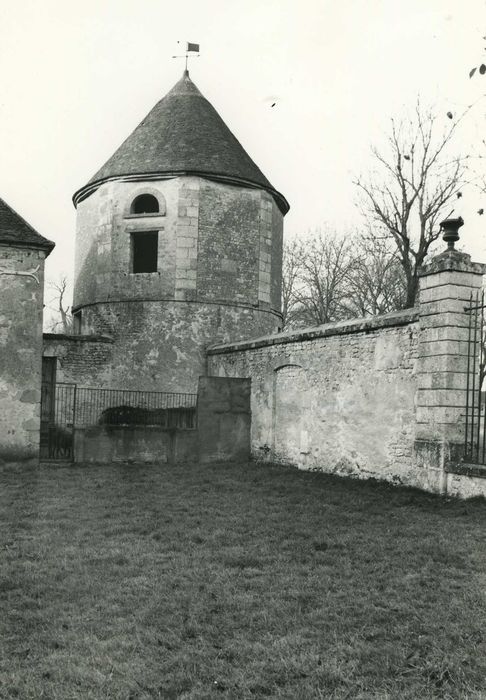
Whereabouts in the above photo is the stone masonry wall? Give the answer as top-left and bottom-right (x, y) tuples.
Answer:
(72, 175), (284, 392)
(197, 181), (282, 312)
(0, 245), (46, 464)
(74, 176), (283, 316)
(208, 310), (420, 487)
(43, 334), (113, 386)
(74, 179), (178, 310)
(80, 301), (278, 393)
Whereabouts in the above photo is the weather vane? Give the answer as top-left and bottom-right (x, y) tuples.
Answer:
(172, 42), (200, 72)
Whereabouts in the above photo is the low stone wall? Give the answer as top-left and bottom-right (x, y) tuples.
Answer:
(74, 426), (198, 464)
(208, 310), (421, 487)
(71, 376), (250, 465)
(197, 376), (251, 464)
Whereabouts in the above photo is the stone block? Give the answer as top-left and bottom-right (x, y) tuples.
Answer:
(176, 248), (190, 259)
(419, 311), (470, 329)
(417, 354), (469, 373)
(419, 297), (473, 316)
(177, 278), (197, 289)
(420, 270), (484, 290)
(19, 389), (41, 403)
(419, 325), (471, 343)
(416, 388), (466, 408)
(178, 237), (197, 248)
(413, 437), (445, 472)
(420, 284), (476, 303)
(177, 215), (197, 226)
(418, 339), (470, 357)
(416, 371), (468, 390)
(416, 405), (465, 425)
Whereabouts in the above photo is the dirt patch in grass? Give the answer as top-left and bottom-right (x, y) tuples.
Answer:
(1, 461), (486, 699)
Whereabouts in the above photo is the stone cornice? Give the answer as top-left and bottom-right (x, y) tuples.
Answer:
(419, 250), (486, 277)
(208, 308), (419, 355)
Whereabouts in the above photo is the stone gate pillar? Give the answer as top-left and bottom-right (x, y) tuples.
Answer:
(414, 218), (486, 493)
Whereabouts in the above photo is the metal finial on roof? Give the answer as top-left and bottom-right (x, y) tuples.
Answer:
(172, 41), (200, 73)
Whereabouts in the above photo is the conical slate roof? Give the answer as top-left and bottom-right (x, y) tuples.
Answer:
(73, 71), (289, 214)
(0, 197), (54, 253)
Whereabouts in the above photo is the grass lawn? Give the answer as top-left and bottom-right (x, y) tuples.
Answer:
(1, 461), (486, 699)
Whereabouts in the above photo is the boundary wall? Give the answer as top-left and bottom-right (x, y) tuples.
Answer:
(208, 247), (486, 498)
(208, 310), (420, 486)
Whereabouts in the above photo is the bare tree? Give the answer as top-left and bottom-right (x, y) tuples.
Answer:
(355, 102), (466, 307)
(281, 239), (303, 329)
(282, 229), (356, 328)
(45, 275), (73, 333)
(345, 234), (407, 317)
(282, 228), (412, 330)
(295, 231), (355, 325)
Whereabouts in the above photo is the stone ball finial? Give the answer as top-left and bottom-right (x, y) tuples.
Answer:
(440, 216), (464, 250)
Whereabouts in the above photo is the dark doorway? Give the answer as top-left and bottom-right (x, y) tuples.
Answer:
(40, 359), (76, 461)
(41, 357), (56, 425)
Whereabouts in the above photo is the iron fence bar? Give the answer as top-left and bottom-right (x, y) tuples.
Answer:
(471, 290), (479, 459)
(479, 289), (486, 464)
(70, 386), (197, 428)
(71, 384), (77, 463)
(465, 291), (473, 459)
(476, 291), (484, 462)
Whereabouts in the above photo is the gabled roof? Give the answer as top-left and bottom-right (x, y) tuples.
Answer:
(0, 197), (54, 254)
(73, 71), (289, 214)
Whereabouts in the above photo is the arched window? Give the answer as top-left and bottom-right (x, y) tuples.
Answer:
(130, 194), (159, 215)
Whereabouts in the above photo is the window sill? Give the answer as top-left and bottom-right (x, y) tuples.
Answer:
(129, 271), (160, 276)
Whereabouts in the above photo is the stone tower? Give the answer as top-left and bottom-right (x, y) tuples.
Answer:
(72, 70), (289, 392)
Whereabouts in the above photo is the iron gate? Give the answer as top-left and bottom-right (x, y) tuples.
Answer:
(39, 382), (197, 462)
(464, 290), (486, 464)
(40, 383), (76, 461)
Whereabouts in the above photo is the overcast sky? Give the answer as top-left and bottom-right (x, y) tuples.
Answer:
(1, 0), (486, 295)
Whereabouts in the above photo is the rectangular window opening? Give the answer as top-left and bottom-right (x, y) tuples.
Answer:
(73, 310), (82, 334)
(131, 231), (158, 273)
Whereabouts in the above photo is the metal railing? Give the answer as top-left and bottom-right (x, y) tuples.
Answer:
(464, 290), (486, 463)
(75, 388), (197, 429)
(40, 383), (76, 460)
